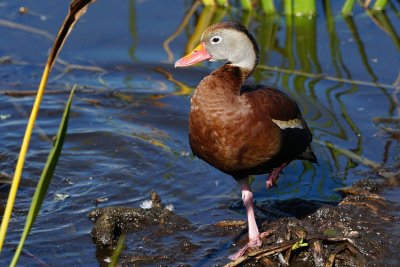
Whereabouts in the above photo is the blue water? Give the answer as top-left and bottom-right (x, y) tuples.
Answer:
(0, 0), (399, 265)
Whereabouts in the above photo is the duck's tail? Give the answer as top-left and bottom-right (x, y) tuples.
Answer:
(298, 145), (318, 164)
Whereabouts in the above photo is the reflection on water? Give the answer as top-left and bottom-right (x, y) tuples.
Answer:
(0, 0), (399, 265)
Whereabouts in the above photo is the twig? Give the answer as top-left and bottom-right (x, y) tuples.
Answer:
(345, 242), (367, 266)
(373, 117), (400, 124)
(4, 90), (71, 97)
(0, 19), (54, 40)
(394, 72), (400, 88)
(0, 84), (101, 96)
(363, 0), (372, 8)
(314, 140), (380, 169)
(254, 242), (295, 260)
(224, 241), (295, 267)
(21, 249), (51, 267)
(391, 72), (400, 115)
(56, 58), (106, 72)
(0, 54), (106, 75)
(324, 244), (345, 267)
(311, 240), (324, 267)
(0, 172), (13, 184)
(162, 1), (201, 62)
(314, 139), (400, 180)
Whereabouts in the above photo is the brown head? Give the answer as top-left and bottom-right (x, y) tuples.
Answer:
(175, 21), (260, 73)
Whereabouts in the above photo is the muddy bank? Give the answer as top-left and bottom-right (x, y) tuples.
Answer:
(89, 177), (400, 266)
(88, 191), (195, 265)
(227, 177), (400, 266)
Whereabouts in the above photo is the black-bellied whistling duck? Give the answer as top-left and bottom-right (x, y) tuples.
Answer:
(175, 21), (316, 259)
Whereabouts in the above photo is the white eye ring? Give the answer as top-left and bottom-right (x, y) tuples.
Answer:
(210, 35), (222, 44)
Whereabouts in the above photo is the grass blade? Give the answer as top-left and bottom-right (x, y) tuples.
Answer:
(0, 63), (50, 252)
(108, 234), (126, 267)
(0, 0), (95, 253)
(10, 87), (76, 267)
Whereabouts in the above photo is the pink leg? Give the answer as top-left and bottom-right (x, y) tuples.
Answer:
(229, 180), (262, 260)
(241, 182), (261, 243)
(266, 162), (287, 189)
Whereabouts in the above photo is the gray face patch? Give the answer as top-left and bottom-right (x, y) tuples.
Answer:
(203, 29), (257, 71)
(271, 118), (303, 130)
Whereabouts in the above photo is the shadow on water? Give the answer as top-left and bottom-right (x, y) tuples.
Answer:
(0, 0), (399, 265)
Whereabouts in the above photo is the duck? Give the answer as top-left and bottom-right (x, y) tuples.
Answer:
(175, 21), (316, 259)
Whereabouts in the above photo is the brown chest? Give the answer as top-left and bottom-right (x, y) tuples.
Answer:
(188, 94), (281, 174)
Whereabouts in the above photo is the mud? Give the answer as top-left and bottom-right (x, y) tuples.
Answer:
(88, 192), (195, 265)
(229, 177), (400, 266)
(89, 177), (400, 266)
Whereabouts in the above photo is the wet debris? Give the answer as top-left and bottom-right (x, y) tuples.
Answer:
(18, 6), (29, 15)
(88, 191), (195, 265)
(88, 191), (192, 248)
(225, 178), (399, 267)
(87, 180), (399, 266)
(215, 220), (247, 228)
(0, 56), (12, 64)
(94, 197), (109, 206)
(54, 193), (70, 201)
(0, 171), (12, 184)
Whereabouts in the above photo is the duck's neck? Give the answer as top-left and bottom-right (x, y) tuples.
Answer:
(209, 64), (251, 96)
(228, 48), (258, 74)
(226, 31), (259, 76)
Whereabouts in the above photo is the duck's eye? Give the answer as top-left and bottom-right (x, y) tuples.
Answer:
(211, 36), (222, 44)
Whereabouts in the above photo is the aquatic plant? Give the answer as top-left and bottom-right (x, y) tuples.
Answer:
(0, 0), (96, 265)
(200, 0), (389, 14)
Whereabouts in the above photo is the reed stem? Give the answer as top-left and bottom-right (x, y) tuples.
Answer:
(293, 0), (316, 16)
(341, 0), (356, 16)
(373, 0), (388, 11)
(240, 0), (253, 10)
(260, 0), (276, 14)
(284, 0), (293, 15)
(201, 0), (215, 6)
(215, 0), (228, 7)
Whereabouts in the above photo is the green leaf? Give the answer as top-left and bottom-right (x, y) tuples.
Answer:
(291, 237), (308, 250)
(10, 87), (75, 267)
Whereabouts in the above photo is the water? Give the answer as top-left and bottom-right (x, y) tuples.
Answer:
(0, 0), (399, 265)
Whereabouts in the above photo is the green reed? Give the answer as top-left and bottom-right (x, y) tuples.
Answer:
(373, 0), (388, 11)
(342, 0), (356, 15)
(200, 0), (390, 14)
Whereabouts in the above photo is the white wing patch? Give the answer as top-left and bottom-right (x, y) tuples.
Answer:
(272, 118), (303, 130)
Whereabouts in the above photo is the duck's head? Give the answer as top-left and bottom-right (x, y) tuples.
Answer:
(175, 21), (259, 72)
